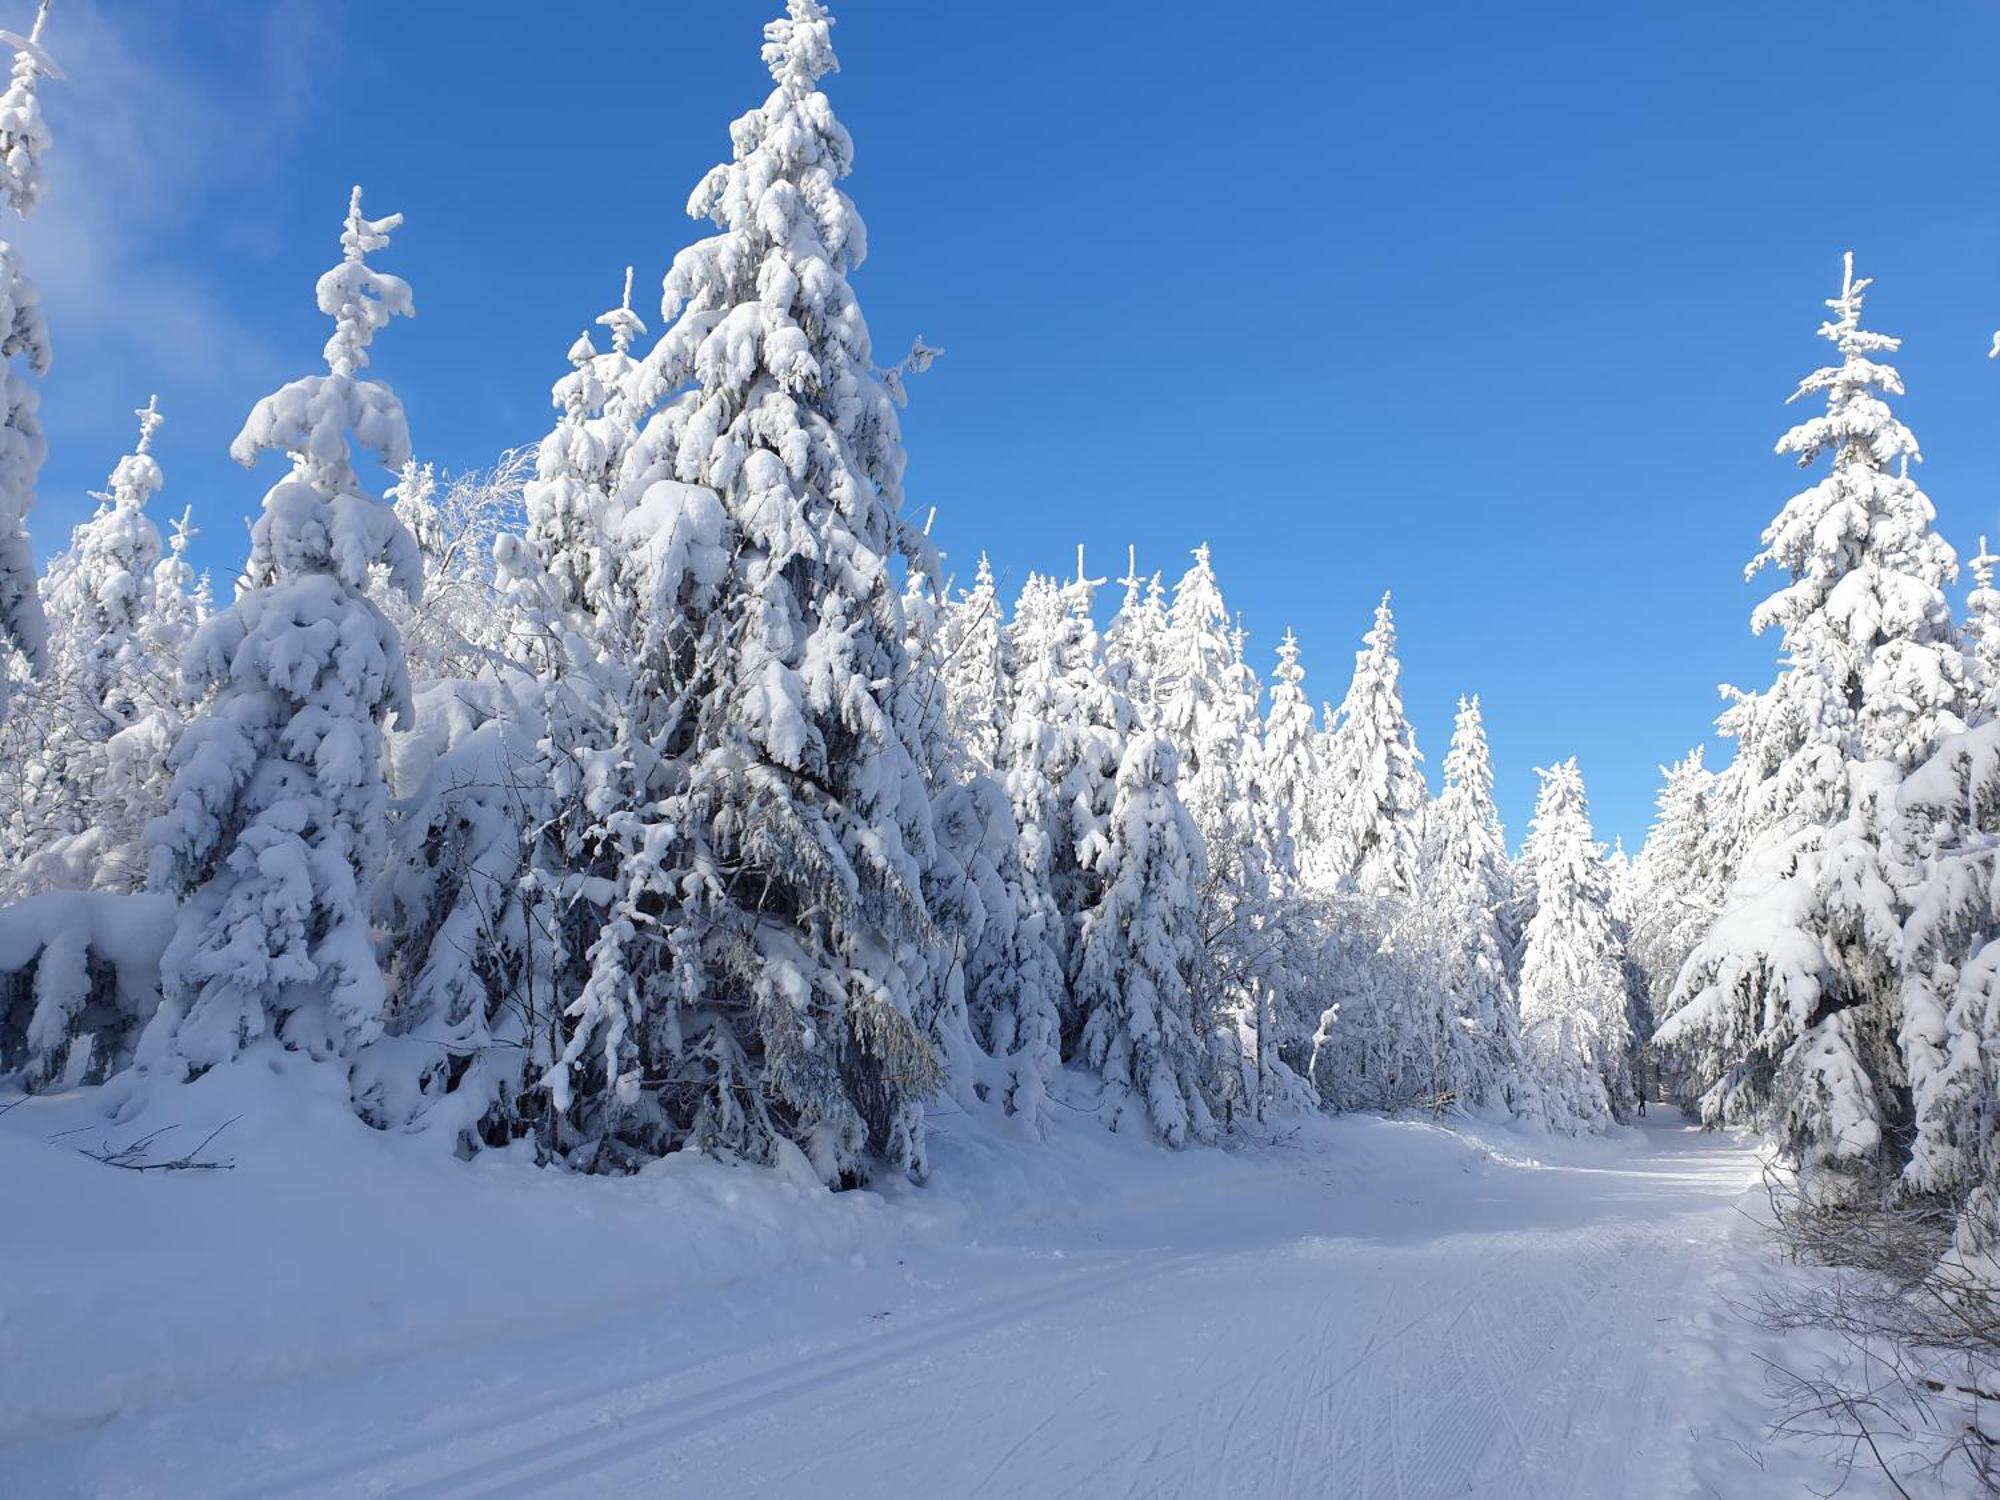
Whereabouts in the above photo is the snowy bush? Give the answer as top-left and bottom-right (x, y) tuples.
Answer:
(0, 889), (173, 1091)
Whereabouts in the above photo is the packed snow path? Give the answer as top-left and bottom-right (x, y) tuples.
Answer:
(2, 1107), (1796, 1498)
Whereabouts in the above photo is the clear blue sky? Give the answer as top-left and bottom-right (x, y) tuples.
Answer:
(17, 0), (2000, 848)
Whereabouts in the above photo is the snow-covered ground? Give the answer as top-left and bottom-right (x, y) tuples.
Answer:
(2, 1065), (1859, 1497)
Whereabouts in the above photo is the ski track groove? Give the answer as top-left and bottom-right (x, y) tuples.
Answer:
(382, 1248), (1218, 1500)
(242, 1247), (1167, 1500)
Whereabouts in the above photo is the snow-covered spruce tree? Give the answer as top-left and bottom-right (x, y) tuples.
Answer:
(1418, 694), (1520, 1106)
(1104, 546), (1167, 726)
(1629, 747), (1722, 1045)
(1304, 595), (1443, 1110)
(44, 395), (165, 734)
(1156, 544), (1255, 855)
(138, 187), (423, 1074)
(1000, 562), (1130, 995)
(1320, 592), (1426, 898)
(902, 571), (1058, 1122)
(0, 3), (55, 728)
(6, 396), (170, 893)
(483, 306), (651, 1124)
(1156, 544), (1273, 1115)
(1261, 628), (1321, 892)
(91, 501), (210, 893)
(935, 551), (1007, 769)
(515, 319), (622, 630)
(1964, 537), (2000, 724)
(543, 0), (947, 1182)
(1246, 627), (1337, 1092)
(1074, 729), (1216, 1145)
(358, 674), (545, 1149)
(1895, 724), (2000, 1250)
(1517, 759), (1631, 1125)
(379, 460), (452, 676)
(149, 505), (208, 664)
(1605, 837), (1655, 1086)
(1658, 256), (1967, 1191)
(361, 458), (547, 1149)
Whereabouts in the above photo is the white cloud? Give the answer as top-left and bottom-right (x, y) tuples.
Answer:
(10, 0), (339, 396)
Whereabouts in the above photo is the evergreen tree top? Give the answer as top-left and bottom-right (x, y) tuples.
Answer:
(1274, 626), (1304, 685)
(132, 393), (162, 456)
(595, 266), (647, 358)
(101, 395), (164, 515)
(1442, 695), (1495, 806)
(317, 186), (414, 380)
(762, 0), (839, 99)
(1778, 252), (1916, 474)
(0, 0), (59, 219)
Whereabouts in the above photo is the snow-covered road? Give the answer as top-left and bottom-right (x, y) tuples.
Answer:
(3, 1102), (1798, 1499)
(394, 1120), (1761, 1500)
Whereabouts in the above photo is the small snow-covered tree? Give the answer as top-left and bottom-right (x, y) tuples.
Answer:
(1000, 561), (1130, 990)
(359, 449), (544, 1148)
(910, 560), (1057, 1128)
(1105, 546), (1167, 725)
(1964, 537), (2000, 724)
(1660, 256), (1967, 1191)
(1629, 747), (1722, 1039)
(43, 394), (165, 732)
(6, 395), (171, 893)
(1073, 729), (1216, 1145)
(1518, 759), (1631, 1124)
(1158, 545), (1258, 862)
(139, 187), (423, 1074)
(1419, 695), (1519, 1105)
(1155, 544), (1271, 1113)
(1261, 628), (1321, 891)
(358, 673), (546, 1150)
(1321, 592), (1426, 897)
(0, 4), (56, 727)
(936, 551), (1007, 768)
(512, 288), (640, 632)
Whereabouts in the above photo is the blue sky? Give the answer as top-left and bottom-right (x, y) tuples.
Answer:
(17, 0), (2000, 848)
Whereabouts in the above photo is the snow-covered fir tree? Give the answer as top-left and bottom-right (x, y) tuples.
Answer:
(1896, 720), (2000, 1271)
(1105, 546), (1168, 724)
(149, 505), (206, 661)
(513, 318), (621, 629)
(1000, 562), (1129, 991)
(1964, 536), (2000, 723)
(1320, 592), (1426, 898)
(543, 0), (948, 1182)
(1073, 729), (1215, 1145)
(1418, 695), (1519, 1105)
(1261, 627), (1321, 891)
(1629, 747), (1722, 1039)
(1517, 759), (1631, 1126)
(936, 551), (1007, 768)
(0, 3), (56, 726)
(139, 187), (423, 1074)
(1659, 256), (1968, 1192)
(360, 673), (545, 1149)
(1156, 546), (1241, 788)
(7, 395), (171, 892)
(1155, 545), (1270, 1108)
(899, 564), (1057, 1125)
